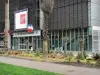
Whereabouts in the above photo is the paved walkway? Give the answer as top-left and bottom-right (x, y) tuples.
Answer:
(0, 57), (100, 75)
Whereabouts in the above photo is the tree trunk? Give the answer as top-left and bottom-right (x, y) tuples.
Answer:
(43, 14), (49, 60)
(40, 0), (54, 60)
(43, 40), (48, 60)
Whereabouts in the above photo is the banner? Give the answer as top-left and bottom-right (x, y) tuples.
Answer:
(14, 9), (28, 30)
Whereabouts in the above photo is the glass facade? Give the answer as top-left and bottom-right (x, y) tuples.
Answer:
(47, 28), (92, 51)
(11, 27), (92, 52)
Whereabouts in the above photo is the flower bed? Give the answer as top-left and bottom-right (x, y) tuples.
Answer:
(8, 51), (23, 55)
(1, 50), (100, 68)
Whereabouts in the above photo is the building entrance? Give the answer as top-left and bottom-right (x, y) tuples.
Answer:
(13, 36), (39, 50)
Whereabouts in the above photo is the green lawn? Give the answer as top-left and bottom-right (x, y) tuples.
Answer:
(0, 62), (63, 75)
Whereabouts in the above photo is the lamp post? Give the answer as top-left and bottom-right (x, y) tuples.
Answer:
(40, 0), (54, 60)
(5, 0), (10, 50)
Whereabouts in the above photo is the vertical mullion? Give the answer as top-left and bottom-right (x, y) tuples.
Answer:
(69, 0), (70, 29)
(13, 37), (14, 50)
(58, 30), (59, 48)
(87, 28), (89, 51)
(73, 0), (74, 28)
(39, 36), (41, 49)
(81, 0), (83, 28)
(78, 28), (80, 51)
(37, 37), (39, 50)
(18, 37), (20, 50)
(36, 0), (37, 29)
(83, 28), (84, 50)
(51, 31), (53, 50)
(70, 30), (71, 51)
(77, 0), (78, 28)
(54, 31), (55, 49)
(64, 0), (66, 29)
(62, 30), (63, 50)
(74, 29), (75, 51)
(28, 36), (29, 50)
(32, 37), (34, 50)
(65, 30), (67, 52)
(20, 37), (21, 50)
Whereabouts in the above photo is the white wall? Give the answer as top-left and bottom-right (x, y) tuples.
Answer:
(91, 0), (100, 26)
(91, 0), (100, 52)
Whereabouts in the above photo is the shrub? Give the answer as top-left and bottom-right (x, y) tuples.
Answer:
(34, 50), (43, 58)
(86, 60), (91, 65)
(77, 51), (87, 60)
(93, 53), (100, 60)
(48, 50), (54, 54)
(34, 52), (40, 57)
(0, 51), (4, 54)
(66, 52), (73, 63)
(96, 59), (100, 66)
(86, 54), (93, 60)
(77, 52), (82, 59)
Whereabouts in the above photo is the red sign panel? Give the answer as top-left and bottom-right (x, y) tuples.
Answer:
(20, 14), (26, 24)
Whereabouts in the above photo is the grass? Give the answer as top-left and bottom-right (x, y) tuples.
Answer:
(0, 62), (63, 75)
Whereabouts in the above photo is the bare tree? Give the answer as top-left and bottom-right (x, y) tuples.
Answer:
(79, 39), (85, 59)
(40, 0), (54, 60)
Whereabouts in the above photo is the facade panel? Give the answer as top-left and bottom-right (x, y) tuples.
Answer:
(49, 0), (89, 30)
(91, 3), (100, 26)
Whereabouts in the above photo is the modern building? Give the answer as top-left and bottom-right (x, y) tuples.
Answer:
(0, 0), (100, 52)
